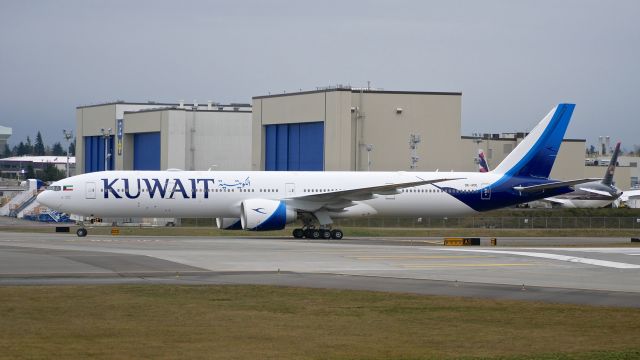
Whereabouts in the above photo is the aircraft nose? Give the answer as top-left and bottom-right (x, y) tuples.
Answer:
(36, 191), (50, 207)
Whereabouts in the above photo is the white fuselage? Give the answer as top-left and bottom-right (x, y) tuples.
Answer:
(39, 170), (503, 219)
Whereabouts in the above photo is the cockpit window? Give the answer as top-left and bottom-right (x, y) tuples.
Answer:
(46, 186), (61, 191)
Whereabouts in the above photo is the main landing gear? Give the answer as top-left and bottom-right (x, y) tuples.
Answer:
(292, 227), (343, 240)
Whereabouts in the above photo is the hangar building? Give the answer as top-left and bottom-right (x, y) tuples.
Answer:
(251, 87), (599, 185)
(76, 89), (632, 191)
(252, 87), (466, 172)
(76, 101), (252, 174)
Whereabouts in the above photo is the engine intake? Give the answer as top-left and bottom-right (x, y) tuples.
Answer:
(240, 199), (296, 231)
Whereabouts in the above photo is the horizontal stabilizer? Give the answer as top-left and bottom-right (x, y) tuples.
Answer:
(544, 197), (572, 205)
(513, 178), (600, 193)
(578, 187), (615, 197)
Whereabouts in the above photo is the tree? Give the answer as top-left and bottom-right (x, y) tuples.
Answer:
(2, 144), (11, 158)
(15, 141), (27, 156)
(25, 136), (33, 155)
(68, 138), (76, 156)
(25, 165), (35, 179)
(41, 164), (64, 181)
(51, 142), (65, 156)
(34, 131), (45, 155)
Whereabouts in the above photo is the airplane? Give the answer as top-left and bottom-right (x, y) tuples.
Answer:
(477, 149), (490, 173)
(617, 188), (640, 208)
(38, 103), (597, 239)
(544, 142), (622, 208)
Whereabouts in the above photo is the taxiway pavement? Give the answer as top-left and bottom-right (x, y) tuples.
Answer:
(1, 231), (639, 307)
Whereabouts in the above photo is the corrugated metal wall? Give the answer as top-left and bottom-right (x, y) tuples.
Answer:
(265, 122), (324, 171)
(133, 132), (161, 170)
(83, 135), (114, 173)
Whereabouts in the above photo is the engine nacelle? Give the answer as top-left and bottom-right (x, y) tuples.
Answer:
(216, 217), (242, 230)
(240, 199), (296, 231)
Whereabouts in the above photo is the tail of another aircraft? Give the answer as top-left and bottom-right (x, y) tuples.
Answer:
(492, 104), (575, 179)
(477, 149), (490, 172)
(602, 141), (621, 186)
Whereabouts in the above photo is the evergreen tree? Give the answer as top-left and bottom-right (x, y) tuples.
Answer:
(42, 164), (64, 181)
(16, 142), (27, 156)
(34, 131), (45, 155)
(51, 142), (65, 156)
(25, 136), (33, 155)
(3, 144), (11, 158)
(69, 138), (76, 156)
(25, 165), (35, 179)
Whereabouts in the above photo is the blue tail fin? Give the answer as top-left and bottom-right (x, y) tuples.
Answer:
(492, 104), (575, 179)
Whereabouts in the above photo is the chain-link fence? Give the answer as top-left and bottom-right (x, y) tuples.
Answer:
(178, 216), (640, 229)
(333, 216), (640, 229)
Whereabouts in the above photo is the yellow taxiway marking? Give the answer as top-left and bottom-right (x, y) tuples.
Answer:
(350, 255), (494, 260)
(401, 263), (538, 268)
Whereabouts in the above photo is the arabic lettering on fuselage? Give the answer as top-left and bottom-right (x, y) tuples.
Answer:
(218, 177), (251, 189)
(101, 177), (251, 199)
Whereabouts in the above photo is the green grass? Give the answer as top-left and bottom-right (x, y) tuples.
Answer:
(0, 285), (639, 359)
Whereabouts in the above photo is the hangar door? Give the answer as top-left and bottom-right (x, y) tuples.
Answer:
(84, 135), (114, 173)
(133, 132), (161, 170)
(265, 122), (324, 171)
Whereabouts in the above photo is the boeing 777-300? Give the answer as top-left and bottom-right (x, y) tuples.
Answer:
(38, 103), (596, 238)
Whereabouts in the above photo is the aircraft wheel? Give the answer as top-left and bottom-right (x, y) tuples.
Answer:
(330, 229), (343, 240)
(321, 229), (331, 239)
(305, 229), (321, 239)
(292, 228), (304, 238)
(77, 228), (88, 237)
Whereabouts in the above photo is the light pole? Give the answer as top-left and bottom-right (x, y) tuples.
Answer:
(100, 128), (112, 171)
(63, 130), (73, 177)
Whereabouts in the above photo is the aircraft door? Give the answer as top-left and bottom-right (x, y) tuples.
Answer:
(85, 182), (96, 199)
(481, 185), (491, 200)
(285, 183), (296, 197)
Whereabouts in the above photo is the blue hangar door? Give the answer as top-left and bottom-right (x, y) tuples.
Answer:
(133, 132), (161, 170)
(265, 122), (324, 171)
(84, 135), (114, 173)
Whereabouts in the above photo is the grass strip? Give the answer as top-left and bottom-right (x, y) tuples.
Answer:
(0, 285), (639, 359)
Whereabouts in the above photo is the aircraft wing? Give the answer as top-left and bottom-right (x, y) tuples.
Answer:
(513, 178), (601, 193)
(284, 177), (463, 212)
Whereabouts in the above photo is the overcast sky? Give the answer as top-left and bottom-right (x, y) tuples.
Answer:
(1, 0), (638, 151)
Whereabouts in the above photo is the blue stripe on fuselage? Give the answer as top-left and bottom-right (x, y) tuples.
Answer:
(437, 178), (573, 212)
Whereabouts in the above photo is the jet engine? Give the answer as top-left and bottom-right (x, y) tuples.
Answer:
(216, 218), (242, 230)
(240, 199), (296, 231)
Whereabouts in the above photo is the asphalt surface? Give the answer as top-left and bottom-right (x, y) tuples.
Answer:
(1, 231), (640, 307)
